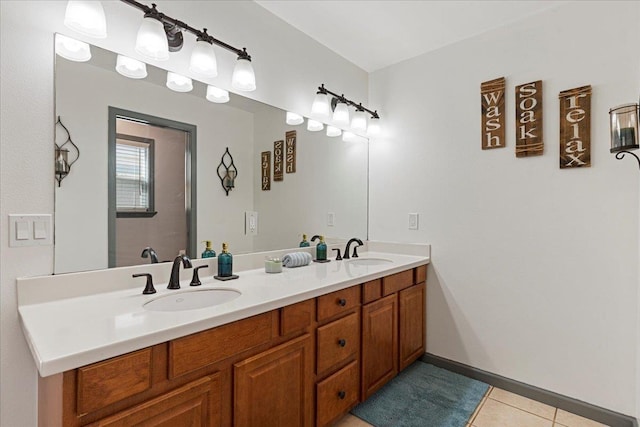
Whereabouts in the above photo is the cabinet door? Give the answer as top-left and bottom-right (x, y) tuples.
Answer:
(399, 282), (426, 371)
(234, 334), (313, 427)
(361, 294), (398, 400)
(87, 376), (221, 427)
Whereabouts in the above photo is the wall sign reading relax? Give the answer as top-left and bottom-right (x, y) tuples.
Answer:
(261, 151), (271, 191)
(559, 85), (591, 168)
(481, 77), (506, 150)
(515, 80), (543, 157)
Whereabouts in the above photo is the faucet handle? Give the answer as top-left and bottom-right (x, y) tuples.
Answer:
(133, 273), (156, 295)
(332, 248), (342, 261)
(352, 246), (360, 258)
(190, 265), (208, 287)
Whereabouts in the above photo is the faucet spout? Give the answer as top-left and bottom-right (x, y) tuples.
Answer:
(141, 247), (159, 264)
(343, 238), (364, 259)
(168, 254), (192, 289)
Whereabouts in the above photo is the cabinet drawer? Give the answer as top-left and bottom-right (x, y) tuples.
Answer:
(362, 278), (382, 304)
(77, 348), (152, 415)
(382, 269), (414, 296)
(316, 312), (359, 377)
(280, 299), (315, 336)
(316, 360), (359, 427)
(169, 311), (277, 378)
(317, 285), (360, 322)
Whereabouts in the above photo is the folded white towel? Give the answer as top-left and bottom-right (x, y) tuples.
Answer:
(282, 252), (313, 268)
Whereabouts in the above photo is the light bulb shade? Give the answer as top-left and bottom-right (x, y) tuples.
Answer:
(351, 110), (368, 132)
(367, 117), (382, 136)
(206, 85), (230, 103)
(609, 103), (640, 152)
(135, 17), (169, 61)
(311, 92), (331, 119)
(64, 1), (107, 38)
(55, 34), (91, 62)
(326, 125), (342, 137)
(286, 112), (304, 125)
(115, 55), (147, 79)
(166, 72), (193, 92)
(232, 57), (256, 92)
(307, 119), (324, 132)
(332, 102), (350, 126)
(189, 40), (218, 77)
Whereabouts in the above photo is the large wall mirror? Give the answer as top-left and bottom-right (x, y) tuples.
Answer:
(54, 41), (369, 274)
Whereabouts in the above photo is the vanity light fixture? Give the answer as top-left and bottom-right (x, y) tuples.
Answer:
(217, 147), (238, 196)
(332, 100), (351, 127)
(312, 84), (381, 134)
(122, 0), (256, 91)
(307, 119), (324, 132)
(64, 1), (107, 39)
(55, 116), (80, 187)
(115, 54), (147, 79)
(326, 125), (342, 137)
(166, 72), (193, 92)
(311, 89), (332, 118)
(351, 106), (368, 132)
(367, 116), (382, 136)
(610, 100), (640, 169)
(206, 85), (230, 103)
(55, 34), (92, 62)
(286, 112), (304, 126)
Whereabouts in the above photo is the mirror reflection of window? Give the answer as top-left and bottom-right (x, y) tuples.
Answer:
(115, 135), (155, 216)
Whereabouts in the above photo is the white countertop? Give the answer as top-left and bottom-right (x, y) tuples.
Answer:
(18, 249), (429, 377)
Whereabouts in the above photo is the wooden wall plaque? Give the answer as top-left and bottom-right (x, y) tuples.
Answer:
(515, 80), (543, 157)
(261, 151), (271, 191)
(481, 77), (506, 150)
(286, 130), (296, 174)
(273, 140), (284, 181)
(559, 85), (591, 168)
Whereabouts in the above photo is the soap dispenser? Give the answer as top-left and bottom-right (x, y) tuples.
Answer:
(315, 235), (327, 262)
(299, 234), (310, 247)
(215, 242), (237, 280)
(201, 240), (216, 258)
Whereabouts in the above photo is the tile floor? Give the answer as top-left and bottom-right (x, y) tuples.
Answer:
(335, 386), (610, 427)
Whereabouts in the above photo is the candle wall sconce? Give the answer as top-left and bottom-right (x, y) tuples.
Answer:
(55, 116), (80, 186)
(610, 101), (640, 169)
(217, 147), (237, 196)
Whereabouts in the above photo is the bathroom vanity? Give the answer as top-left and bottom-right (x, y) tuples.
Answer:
(19, 246), (429, 426)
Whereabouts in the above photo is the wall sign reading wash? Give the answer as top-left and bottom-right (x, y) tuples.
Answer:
(559, 85), (592, 168)
(481, 77), (506, 150)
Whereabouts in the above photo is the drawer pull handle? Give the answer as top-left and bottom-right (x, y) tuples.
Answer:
(338, 298), (347, 307)
(338, 339), (346, 347)
(338, 391), (346, 400)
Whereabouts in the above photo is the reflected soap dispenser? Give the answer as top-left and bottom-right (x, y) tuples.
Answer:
(201, 240), (216, 258)
(215, 242), (237, 280)
(299, 234), (310, 247)
(315, 235), (327, 262)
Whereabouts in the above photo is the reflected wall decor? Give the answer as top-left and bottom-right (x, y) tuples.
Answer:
(286, 130), (297, 174)
(261, 151), (271, 191)
(274, 140), (284, 182)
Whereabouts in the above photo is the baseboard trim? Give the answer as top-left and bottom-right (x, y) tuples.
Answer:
(421, 353), (638, 427)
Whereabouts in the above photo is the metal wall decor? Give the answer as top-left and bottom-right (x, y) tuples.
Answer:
(559, 85), (591, 168)
(515, 80), (543, 157)
(55, 116), (80, 187)
(481, 77), (506, 150)
(216, 147), (238, 195)
(285, 130), (296, 174)
(609, 102), (640, 170)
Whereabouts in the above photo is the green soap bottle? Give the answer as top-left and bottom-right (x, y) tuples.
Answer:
(218, 242), (233, 277)
(316, 236), (327, 261)
(201, 240), (216, 258)
(299, 234), (310, 247)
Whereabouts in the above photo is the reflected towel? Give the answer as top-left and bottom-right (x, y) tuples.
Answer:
(282, 252), (313, 268)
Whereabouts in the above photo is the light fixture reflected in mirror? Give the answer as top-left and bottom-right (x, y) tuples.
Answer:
(610, 101), (640, 169)
(64, 0), (107, 39)
(286, 112), (304, 125)
(307, 119), (324, 132)
(217, 147), (238, 196)
(115, 54), (147, 79)
(166, 72), (193, 92)
(55, 34), (92, 62)
(206, 85), (230, 103)
(326, 125), (342, 137)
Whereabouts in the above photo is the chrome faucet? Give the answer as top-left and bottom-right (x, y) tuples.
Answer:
(343, 238), (363, 259)
(141, 247), (159, 264)
(168, 254), (192, 289)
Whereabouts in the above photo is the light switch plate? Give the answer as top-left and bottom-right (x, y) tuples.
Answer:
(9, 214), (53, 247)
(408, 213), (419, 230)
(245, 211), (258, 235)
(327, 212), (335, 227)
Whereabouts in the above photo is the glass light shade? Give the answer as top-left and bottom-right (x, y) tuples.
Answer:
(135, 17), (169, 61)
(206, 85), (230, 103)
(326, 125), (342, 137)
(332, 102), (350, 126)
(64, 1), (107, 38)
(55, 34), (91, 62)
(367, 117), (382, 136)
(166, 72), (193, 92)
(115, 55), (147, 79)
(286, 112), (304, 125)
(189, 40), (218, 77)
(232, 58), (256, 92)
(351, 110), (368, 132)
(311, 92), (331, 119)
(609, 103), (640, 153)
(307, 119), (324, 132)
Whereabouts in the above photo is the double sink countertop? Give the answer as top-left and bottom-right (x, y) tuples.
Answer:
(18, 242), (430, 377)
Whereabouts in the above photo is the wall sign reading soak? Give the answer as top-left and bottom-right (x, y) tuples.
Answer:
(515, 80), (543, 157)
(286, 130), (296, 173)
(559, 85), (591, 168)
(274, 140), (284, 181)
(261, 151), (271, 190)
(481, 77), (506, 150)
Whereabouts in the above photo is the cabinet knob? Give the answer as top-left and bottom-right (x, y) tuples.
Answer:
(338, 298), (347, 307)
(338, 339), (346, 347)
(338, 391), (346, 400)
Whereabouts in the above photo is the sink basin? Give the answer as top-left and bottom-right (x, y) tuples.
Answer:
(346, 258), (393, 266)
(143, 288), (241, 312)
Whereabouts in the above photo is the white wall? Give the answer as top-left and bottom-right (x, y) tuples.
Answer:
(0, 1), (367, 426)
(369, 1), (640, 417)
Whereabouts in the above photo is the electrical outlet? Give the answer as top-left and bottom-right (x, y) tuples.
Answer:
(245, 211), (258, 235)
(408, 213), (419, 230)
(327, 212), (335, 227)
